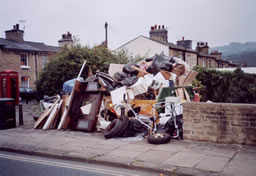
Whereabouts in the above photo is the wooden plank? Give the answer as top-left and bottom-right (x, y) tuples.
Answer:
(50, 99), (63, 129)
(43, 104), (58, 130)
(182, 70), (198, 86)
(131, 65), (149, 75)
(160, 70), (171, 80)
(60, 95), (69, 117)
(34, 95), (60, 129)
(183, 88), (191, 102)
(43, 99), (62, 130)
(176, 88), (185, 101)
(58, 60), (87, 130)
(58, 82), (76, 129)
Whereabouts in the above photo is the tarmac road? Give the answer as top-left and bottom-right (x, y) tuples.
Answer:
(0, 151), (160, 176)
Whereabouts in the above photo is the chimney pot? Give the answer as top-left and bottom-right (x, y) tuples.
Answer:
(155, 24), (157, 29)
(162, 25), (164, 29)
(151, 26), (154, 31)
(182, 36), (184, 40)
(16, 24), (19, 30)
(158, 25), (161, 29)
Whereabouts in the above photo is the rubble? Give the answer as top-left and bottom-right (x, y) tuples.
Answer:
(34, 53), (199, 144)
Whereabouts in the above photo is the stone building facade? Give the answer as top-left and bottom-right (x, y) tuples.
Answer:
(116, 25), (238, 69)
(0, 24), (72, 89)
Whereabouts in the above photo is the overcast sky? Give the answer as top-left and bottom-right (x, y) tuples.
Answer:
(0, 0), (255, 50)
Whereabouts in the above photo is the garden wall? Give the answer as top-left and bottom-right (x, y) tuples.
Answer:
(183, 102), (256, 146)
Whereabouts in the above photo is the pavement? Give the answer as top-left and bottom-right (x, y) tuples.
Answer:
(0, 101), (256, 176)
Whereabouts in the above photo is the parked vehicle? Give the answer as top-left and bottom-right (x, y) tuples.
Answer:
(19, 88), (37, 102)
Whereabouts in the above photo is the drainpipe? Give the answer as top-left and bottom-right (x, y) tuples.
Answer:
(183, 50), (186, 62)
(35, 53), (38, 79)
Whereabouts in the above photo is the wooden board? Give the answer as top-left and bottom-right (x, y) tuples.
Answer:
(58, 60), (87, 130)
(34, 95), (60, 129)
(43, 99), (62, 130)
(175, 88), (185, 102)
(43, 104), (58, 130)
(183, 88), (191, 102)
(182, 70), (198, 86)
(60, 95), (69, 117)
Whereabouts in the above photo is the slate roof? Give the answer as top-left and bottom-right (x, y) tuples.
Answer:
(0, 38), (60, 53)
(197, 52), (216, 59)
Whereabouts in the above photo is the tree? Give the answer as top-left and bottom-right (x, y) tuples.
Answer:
(35, 45), (130, 99)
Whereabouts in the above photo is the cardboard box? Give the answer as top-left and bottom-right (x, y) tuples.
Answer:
(108, 64), (124, 77)
(110, 86), (127, 105)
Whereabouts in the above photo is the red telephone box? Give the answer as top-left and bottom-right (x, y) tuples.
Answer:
(0, 70), (19, 105)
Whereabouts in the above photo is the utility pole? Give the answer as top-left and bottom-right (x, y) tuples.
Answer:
(105, 22), (108, 48)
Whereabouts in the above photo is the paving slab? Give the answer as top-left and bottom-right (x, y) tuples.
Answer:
(102, 149), (142, 160)
(205, 148), (237, 158)
(152, 142), (186, 152)
(135, 149), (176, 163)
(164, 151), (205, 168)
(119, 143), (154, 152)
(223, 151), (256, 176)
(195, 155), (230, 172)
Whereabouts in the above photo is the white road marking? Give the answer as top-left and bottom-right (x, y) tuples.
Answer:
(0, 153), (140, 176)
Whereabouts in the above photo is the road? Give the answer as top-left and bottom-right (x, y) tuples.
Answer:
(0, 151), (161, 176)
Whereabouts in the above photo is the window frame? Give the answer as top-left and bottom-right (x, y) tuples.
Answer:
(20, 53), (30, 69)
(42, 55), (48, 68)
(202, 58), (206, 67)
(21, 76), (30, 88)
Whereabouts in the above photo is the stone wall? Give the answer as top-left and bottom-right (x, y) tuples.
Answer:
(183, 102), (256, 146)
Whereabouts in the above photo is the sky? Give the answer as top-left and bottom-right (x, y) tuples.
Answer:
(0, 0), (255, 50)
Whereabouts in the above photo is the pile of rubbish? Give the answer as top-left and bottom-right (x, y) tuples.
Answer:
(34, 53), (199, 144)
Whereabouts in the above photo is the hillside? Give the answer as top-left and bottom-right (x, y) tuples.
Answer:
(211, 42), (256, 67)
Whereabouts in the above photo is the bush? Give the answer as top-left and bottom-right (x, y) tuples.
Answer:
(35, 46), (129, 99)
(193, 66), (256, 103)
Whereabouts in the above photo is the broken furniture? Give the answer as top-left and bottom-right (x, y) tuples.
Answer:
(69, 78), (104, 132)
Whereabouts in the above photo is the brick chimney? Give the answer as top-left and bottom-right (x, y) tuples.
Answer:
(210, 50), (222, 60)
(196, 42), (209, 54)
(149, 25), (168, 43)
(58, 32), (73, 48)
(5, 24), (24, 42)
(177, 36), (192, 49)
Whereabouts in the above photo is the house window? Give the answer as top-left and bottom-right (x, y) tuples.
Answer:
(21, 76), (29, 88)
(42, 56), (48, 68)
(208, 59), (211, 68)
(186, 55), (191, 67)
(202, 59), (206, 67)
(20, 54), (30, 69)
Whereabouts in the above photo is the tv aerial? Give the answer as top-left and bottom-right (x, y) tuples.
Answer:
(19, 20), (27, 31)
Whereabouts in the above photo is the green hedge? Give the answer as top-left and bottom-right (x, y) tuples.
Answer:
(193, 66), (256, 103)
